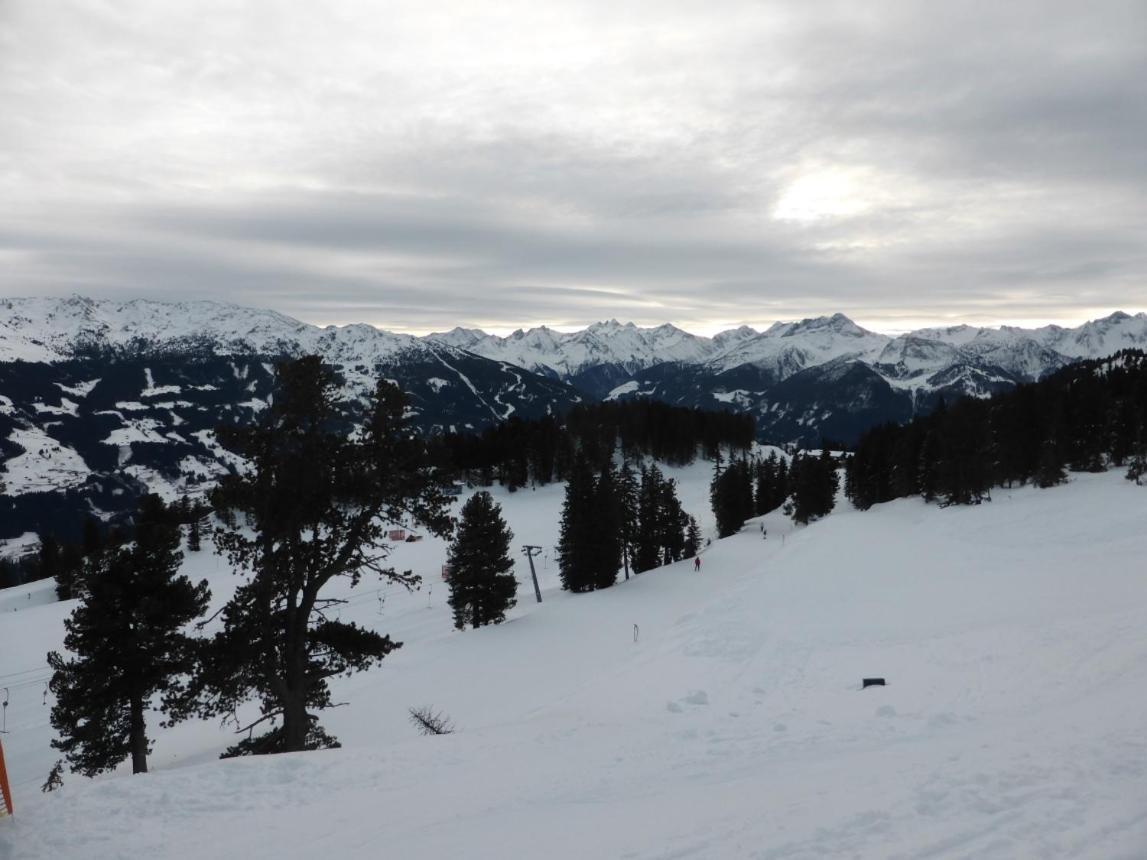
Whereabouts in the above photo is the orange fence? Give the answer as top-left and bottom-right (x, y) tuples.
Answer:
(0, 736), (13, 817)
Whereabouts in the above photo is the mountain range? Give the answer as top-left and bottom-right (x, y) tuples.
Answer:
(2, 295), (1147, 540)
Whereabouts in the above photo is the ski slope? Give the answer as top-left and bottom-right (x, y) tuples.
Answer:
(2, 466), (1147, 858)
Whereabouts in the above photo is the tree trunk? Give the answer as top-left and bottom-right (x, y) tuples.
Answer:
(129, 695), (149, 774)
(281, 619), (310, 752)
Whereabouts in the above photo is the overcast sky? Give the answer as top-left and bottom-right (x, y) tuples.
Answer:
(1, 0), (1144, 335)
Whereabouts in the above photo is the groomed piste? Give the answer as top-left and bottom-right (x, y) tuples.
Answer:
(2, 463), (1146, 858)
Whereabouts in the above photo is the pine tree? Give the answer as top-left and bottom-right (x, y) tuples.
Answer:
(710, 458), (753, 538)
(557, 453), (599, 592)
(591, 465), (622, 589)
(616, 460), (639, 580)
(1127, 429), (1147, 485)
(47, 494), (210, 776)
(170, 357), (453, 756)
(656, 475), (686, 564)
(790, 452), (839, 525)
(81, 516), (103, 558)
(1036, 438), (1067, 488)
(57, 544), (83, 601)
(39, 535), (62, 598)
(447, 492), (518, 629)
(187, 513), (202, 552)
(186, 500), (205, 552)
(683, 515), (701, 559)
(633, 465), (663, 572)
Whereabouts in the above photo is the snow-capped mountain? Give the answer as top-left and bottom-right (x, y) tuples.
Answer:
(3, 297), (1147, 537)
(427, 319), (716, 397)
(702, 312), (891, 378)
(598, 311), (1147, 445)
(0, 297), (585, 538)
(0, 296), (419, 365)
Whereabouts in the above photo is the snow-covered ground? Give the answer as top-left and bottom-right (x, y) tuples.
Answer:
(2, 466), (1147, 858)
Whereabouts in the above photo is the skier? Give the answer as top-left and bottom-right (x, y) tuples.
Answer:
(693, 556), (701, 573)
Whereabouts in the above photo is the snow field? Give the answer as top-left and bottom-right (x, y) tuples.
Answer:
(1, 467), (1146, 857)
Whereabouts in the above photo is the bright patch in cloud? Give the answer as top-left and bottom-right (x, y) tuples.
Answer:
(772, 167), (873, 223)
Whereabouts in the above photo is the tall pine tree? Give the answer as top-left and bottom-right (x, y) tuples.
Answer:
(171, 357), (453, 756)
(447, 491), (518, 629)
(591, 465), (623, 589)
(47, 495), (209, 776)
(616, 461), (639, 580)
(557, 453), (600, 592)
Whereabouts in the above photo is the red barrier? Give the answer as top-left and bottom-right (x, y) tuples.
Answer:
(0, 737), (13, 817)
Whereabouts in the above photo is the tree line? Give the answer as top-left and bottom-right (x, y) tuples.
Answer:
(557, 456), (699, 592)
(433, 399), (754, 491)
(2, 499), (209, 591)
(846, 349), (1147, 510)
(709, 448), (840, 537)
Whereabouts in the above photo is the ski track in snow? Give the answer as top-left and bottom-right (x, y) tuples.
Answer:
(2, 468), (1147, 858)
(429, 347), (502, 422)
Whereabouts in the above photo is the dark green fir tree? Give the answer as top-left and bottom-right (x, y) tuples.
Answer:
(683, 515), (701, 559)
(169, 357), (453, 756)
(47, 494), (210, 776)
(447, 491), (518, 629)
(557, 453), (599, 592)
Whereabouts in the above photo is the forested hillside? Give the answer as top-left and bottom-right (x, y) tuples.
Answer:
(846, 349), (1147, 509)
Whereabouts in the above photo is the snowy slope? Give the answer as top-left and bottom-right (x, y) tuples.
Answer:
(2, 467), (1147, 858)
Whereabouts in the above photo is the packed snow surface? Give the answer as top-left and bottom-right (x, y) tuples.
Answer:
(2, 467), (1147, 858)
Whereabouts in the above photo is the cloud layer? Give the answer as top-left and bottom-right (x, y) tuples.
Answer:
(2, 0), (1144, 333)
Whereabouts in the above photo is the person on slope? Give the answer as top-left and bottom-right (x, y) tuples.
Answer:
(693, 556), (701, 573)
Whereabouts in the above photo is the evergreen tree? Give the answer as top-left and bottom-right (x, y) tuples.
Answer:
(633, 465), (663, 573)
(591, 465), (622, 589)
(57, 544), (83, 601)
(39, 535), (62, 598)
(47, 494), (209, 776)
(656, 475), (687, 564)
(1036, 439), (1068, 488)
(447, 491), (518, 629)
(790, 451), (839, 525)
(187, 511), (202, 552)
(683, 515), (701, 559)
(557, 453), (599, 592)
(171, 357), (453, 756)
(710, 458), (753, 538)
(81, 516), (103, 558)
(616, 461), (639, 580)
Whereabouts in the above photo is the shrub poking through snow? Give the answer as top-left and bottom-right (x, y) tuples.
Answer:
(409, 706), (455, 736)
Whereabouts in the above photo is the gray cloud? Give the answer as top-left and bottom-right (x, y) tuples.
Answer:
(0, 0), (1144, 334)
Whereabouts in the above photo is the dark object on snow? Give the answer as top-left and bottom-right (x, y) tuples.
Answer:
(409, 706), (455, 736)
(862, 678), (886, 689)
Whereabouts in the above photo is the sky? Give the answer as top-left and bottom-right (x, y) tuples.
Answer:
(1, 0), (1145, 336)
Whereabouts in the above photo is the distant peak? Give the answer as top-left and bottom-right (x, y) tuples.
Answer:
(1101, 311), (1131, 323)
(785, 313), (866, 336)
